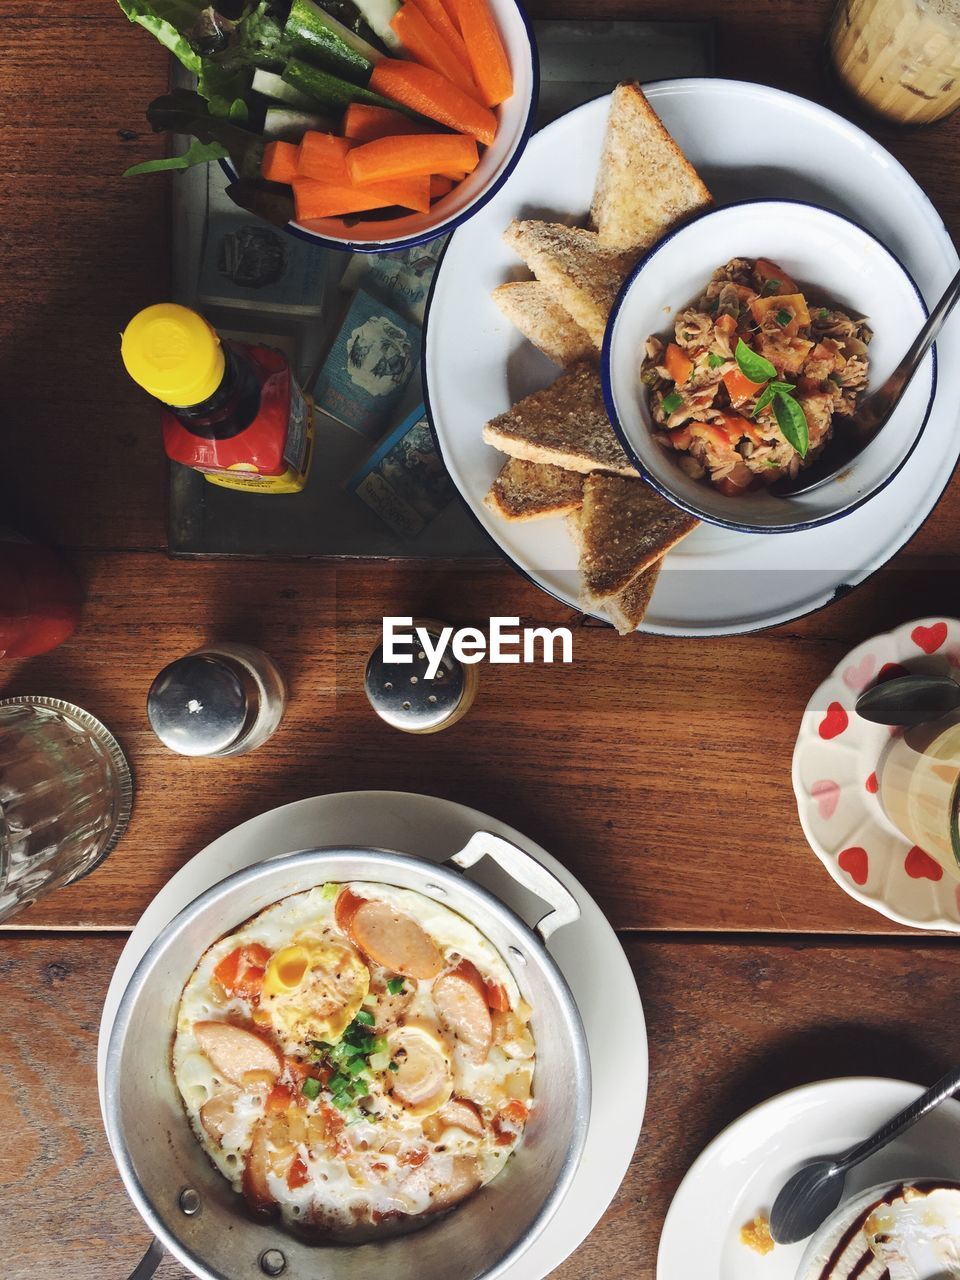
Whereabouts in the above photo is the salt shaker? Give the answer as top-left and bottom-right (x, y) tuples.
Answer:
(147, 643), (286, 757)
(364, 619), (478, 733)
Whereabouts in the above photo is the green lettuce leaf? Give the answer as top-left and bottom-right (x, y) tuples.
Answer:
(123, 138), (229, 176)
(115, 0), (205, 73)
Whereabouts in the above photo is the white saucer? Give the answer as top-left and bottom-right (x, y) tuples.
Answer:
(657, 1077), (960, 1280)
(793, 617), (960, 933)
(97, 790), (647, 1280)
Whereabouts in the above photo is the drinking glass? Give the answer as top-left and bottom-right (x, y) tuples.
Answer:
(0, 697), (132, 923)
(878, 711), (960, 879)
(829, 0), (960, 124)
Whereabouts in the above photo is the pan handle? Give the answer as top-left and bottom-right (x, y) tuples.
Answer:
(448, 831), (580, 942)
(128, 1237), (164, 1280)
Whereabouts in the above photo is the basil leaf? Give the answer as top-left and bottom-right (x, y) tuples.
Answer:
(770, 380), (796, 394)
(752, 385), (777, 418)
(735, 338), (777, 384)
(774, 393), (809, 457)
(661, 391), (684, 415)
(707, 352), (725, 368)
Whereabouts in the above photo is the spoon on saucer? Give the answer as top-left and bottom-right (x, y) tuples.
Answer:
(771, 265), (960, 498)
(769, 1065), (960, 1244)
(855, 673), (960, 727)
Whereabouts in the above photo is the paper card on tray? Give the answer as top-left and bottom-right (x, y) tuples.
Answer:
(345, 404), (456, 536)
(339, 237), (449, 325)
(197, 210), (328, 314)
(313, 289), (422, 438)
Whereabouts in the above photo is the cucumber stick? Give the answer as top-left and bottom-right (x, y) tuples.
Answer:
(284, 0), (382, 84)
(352, 0), (402, 50)
(252, 68), (314, 109)
(282, 56), (412, 115)
(263, 106), (336, 141)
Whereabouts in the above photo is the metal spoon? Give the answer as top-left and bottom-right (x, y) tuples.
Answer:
(769, 1066), (960, 1245)
(771, 264), (960, 498)
(856, 673), (960, 727)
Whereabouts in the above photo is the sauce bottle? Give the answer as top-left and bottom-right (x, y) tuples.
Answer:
(120, 304), (314, 494)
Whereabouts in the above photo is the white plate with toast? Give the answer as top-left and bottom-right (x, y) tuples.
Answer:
(423, 78), (960, 636)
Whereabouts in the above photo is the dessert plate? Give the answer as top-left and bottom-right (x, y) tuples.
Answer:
(657, 1077), (960, 1280)
(793, 616), (960, 933)
(98, 790), (647, 1280)
(423, 78), (960, 635)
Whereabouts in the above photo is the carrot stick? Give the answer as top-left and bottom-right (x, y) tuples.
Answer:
(412, 0), (473, 72)
(390, 3), (479, 99)
(261, 140), (299, 184)
(297, 131), (352, 179)
(430, 174), (455, 198)
(449, 0), (512, 107)
(347, 133), (478, 184)
(342, 103), (434, 142)
(293, 175), (431, 219)
(369, 60), (496, 145)
(437, 0), (461, 29)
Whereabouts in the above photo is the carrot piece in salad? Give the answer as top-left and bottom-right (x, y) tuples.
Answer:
(347, 133), (478, 184)
(342, 103), (433, 142)
(413, 0), (474, 73)
(664, 342), (694, 386)
(391, 3), (480, 99)
(293, 175), (431, 218)
(449, 0), (513, 107)
(369, 60), (496, 145)
(261, 140), (300, 184)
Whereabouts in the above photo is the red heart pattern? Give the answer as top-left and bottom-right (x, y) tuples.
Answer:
(912, 622), (948, 655)
(865, 772), (879, 794)
(811, 779), (840, 820)
(877, 662), (909, 684)
(842, 653), (876, 692)
(819, 702), (849, 740)
(838, 846), (869, 885)
(905, 846), (943, 881)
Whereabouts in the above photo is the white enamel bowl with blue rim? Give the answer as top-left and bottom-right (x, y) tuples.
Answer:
(235, 0), (538, 254)
(602, 199), (935, 534)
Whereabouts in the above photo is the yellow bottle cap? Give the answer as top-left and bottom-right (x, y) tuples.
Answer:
(120, 303), (225, 407)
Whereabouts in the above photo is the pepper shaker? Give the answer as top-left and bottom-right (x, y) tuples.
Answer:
(364, 618), (478, 733)
(147, 643), (286, 757)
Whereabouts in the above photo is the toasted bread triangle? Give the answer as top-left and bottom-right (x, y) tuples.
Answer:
(492, 280), (597, 367)
(484, 457), (584, 521)
(590, 82), (712, 254)
(604, 560), (662, 634)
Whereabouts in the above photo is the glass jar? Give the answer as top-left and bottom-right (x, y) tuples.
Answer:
(829, 0), (960, 125)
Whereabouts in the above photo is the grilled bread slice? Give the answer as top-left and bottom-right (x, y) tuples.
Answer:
(603, 560), (662, 634)
(492, 280), (597, 367)
(574, 473), (698, 603)
(502, 221), (632, 347)
(484, 457), (585, 521)
(590, 81), (712, 255)
(481, 363), (637, 477)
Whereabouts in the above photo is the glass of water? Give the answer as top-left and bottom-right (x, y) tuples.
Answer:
(0, 697), (133, 923)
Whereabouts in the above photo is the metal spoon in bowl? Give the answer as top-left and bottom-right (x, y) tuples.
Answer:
(856, 673), (960, 727)
(769, 1065), (960, 1245)
(770, 265), (960, 498)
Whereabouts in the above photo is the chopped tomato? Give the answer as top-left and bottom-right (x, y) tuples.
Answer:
(266, 1083), (295, 1114)
(213, 944), (272, 1001)
(483, 979), (510, 1013)
(335, 888), (367, 933)
(285, 1058), (331, 1092)
(398, 1147), (429, 1167)
(713, 412), (763, 447)
(685, 421), (738, 452)
(287, 1154), (310, 1189)
(722, 367), (765, 406)
(749, 292), (811, 338)
(500, 1099), (530, 1125)
(715, 313), (737, 336)
(755, 258), (799, 295)
(664, 342), (694, 385)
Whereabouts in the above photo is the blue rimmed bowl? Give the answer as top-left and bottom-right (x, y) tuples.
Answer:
(239, 0), (539, 255)
(601, 199), (936, 534)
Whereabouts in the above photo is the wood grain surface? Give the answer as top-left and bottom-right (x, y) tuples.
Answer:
(4, 932), (959, 1280)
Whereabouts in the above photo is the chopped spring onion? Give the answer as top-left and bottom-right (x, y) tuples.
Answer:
(819, 308), (830, 319)
(320, 881), (340, 900)
(707, 352), (725, 368)
(354, 1008), (375, 1027)
(386, 977), (405, 995)
(370, 1035), (389, 1055)
(661, 391), (684, 415)
(301, 1077), (322, 1100)
(762, 277), (782, 294)
(347, 1056), (368, 1077)
(369, 1050), (392, 1072)
(389, 1060), (399, 1072)
(775, 308), (792, 327)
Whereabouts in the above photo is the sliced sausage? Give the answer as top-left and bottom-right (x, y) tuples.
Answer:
(199, 1089), (239, 1144)
(437, 1097), (485, 1138)
(426, 1156), (481, 1214)
(349, 901), (444, 979)
(433, 961), (492, 1064)
(335, 887), (367, 933)
(242, 1118), (276, 1216)
(491, 1009), (535, 1060)
(194, 1021), (282, 1085)
(387, 1024), (452, 1116)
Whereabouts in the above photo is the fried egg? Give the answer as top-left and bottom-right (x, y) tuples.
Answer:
(173, 881), (534, 1240)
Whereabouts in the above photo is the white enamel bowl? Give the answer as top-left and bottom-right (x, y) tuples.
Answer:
(602, 199), (935, 533)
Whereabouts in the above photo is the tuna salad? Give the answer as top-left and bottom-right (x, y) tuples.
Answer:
(641, 257), (872, 495)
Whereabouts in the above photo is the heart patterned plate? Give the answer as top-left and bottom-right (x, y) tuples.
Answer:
(793, 617), (960, 932)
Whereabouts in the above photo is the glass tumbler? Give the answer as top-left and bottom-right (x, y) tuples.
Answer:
(0, 697), (133, 923)
(829, 0), (960, 125)
(878, 711), (960, 879)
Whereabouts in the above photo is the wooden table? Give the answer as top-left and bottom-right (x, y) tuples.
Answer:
(3, 2), (960, 1276)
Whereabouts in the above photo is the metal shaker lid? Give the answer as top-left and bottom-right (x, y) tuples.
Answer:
(147, 653), (256, 756)
(364, 622), (475, 733)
